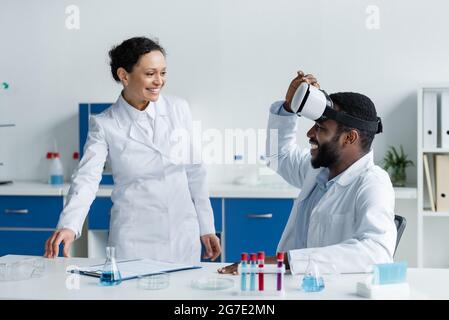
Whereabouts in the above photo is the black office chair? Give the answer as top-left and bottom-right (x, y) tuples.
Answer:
(394, 214), (407, 255)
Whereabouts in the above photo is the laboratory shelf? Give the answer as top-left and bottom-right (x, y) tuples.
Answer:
(393, 187), (417, 199)
(422, 148), (449, 153)
(422, 211), (449, 217)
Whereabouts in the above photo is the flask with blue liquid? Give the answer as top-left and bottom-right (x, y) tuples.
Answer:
(100, 246), (122, 286)
(301, 257), (325, 292)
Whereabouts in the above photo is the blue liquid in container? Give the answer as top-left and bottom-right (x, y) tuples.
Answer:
(100, 271), (122, 286)
(301, 275), (325, 292)
(50, 175), (64, 185)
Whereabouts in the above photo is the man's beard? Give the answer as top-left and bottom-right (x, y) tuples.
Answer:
(311, 134), (341, 169)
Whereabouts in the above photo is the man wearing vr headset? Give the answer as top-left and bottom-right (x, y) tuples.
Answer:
(219, 71), (396, 275)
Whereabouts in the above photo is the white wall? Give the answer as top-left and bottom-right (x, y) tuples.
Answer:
(2, 0), (449, 184)
(1, 0), (449, 265)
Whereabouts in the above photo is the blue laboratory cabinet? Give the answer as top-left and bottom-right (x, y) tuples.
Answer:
(88, 197), (113, 230)
(88, 197), (222, 233)
(88, 197), (223, 261)
(0, 196), (63, 256)
(86, 196), (292, 263)
(224, 198), (293, 263)
(79, 103), (113, 184)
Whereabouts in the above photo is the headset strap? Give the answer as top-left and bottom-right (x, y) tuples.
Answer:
(322, 107), (383, 134)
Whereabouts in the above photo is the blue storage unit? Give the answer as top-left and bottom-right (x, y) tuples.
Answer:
(224, 198), (293, 262)
(0, 196), (62, 228)
(0, 196), (64, 256)
(87, 197), (222, 231)
(210, 198), (222, 232)
(79, 103), (113, 185)
(0, 230), (55, 256)
(87, 197), (113, 230)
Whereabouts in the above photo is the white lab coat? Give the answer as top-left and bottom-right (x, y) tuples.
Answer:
(266, 101), (396, 274)
(57, 94), (215, 264)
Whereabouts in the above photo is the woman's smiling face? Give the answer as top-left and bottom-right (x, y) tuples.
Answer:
(119, 50), (167, 104)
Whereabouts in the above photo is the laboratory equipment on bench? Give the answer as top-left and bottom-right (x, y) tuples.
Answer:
(249, 253), (257, 291)
(47, 152), (64, 186)
(301, 257), (325, 292)
(240, 252), (248, 291)
(138, 272), (170, 290)
(0, 257), (46, 281)
(356, 262), (409, 299)
(237, 251), (285, 296)
(258, 251), (265, 291)
(191, 277), (234, 291)
(99, 246), (122, 286)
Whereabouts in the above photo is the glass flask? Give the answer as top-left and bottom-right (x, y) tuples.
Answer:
(301, 257), (325, 292)
(99, 246), (122, 286)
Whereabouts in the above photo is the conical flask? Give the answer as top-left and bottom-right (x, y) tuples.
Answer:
(100, 246), (122, 286)
(301, 257), (325, 292)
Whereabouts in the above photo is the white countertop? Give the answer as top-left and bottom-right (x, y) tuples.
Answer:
(0, 181), (417, 199)
(0, 255), (445, 300)
(0, 181), (65, 196)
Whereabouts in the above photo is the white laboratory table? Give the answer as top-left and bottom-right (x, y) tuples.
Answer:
(0, 255), (447, 300)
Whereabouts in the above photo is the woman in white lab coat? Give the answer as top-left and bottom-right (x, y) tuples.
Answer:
(44, 37), (221, 264)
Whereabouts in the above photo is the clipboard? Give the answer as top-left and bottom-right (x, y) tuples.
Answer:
(70, 258), (201, 281)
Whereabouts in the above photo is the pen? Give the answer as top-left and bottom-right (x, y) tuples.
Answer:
(258, 251), (265, 291)
(276, 252), (284, 291)
(240, 252), (248, 291)
(249, 253), (257, 291)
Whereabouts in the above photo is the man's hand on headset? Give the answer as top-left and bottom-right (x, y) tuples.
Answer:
(284, 70), (320, 112)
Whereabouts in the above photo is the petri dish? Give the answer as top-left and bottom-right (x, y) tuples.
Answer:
(137, 273), (170, 290)
(0, 258), (46, 281)
(191, 277), (234, 290)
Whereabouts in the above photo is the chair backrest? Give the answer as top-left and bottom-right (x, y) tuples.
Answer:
(394, 215), (407, 255)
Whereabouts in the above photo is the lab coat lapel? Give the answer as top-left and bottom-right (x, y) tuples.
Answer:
(112, 97), (160, 152)
(129, 122), (159, 151)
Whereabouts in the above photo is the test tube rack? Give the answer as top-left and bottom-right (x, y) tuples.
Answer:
(237, 264), (285, 296)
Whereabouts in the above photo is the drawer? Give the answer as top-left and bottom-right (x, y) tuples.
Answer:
(88, 198), (222, 232)
(224, 198), (293, 263)
(0, 230), (57, 256)
(210, 198), (222, 232)
(88, 197), (113, 230)
(0, 196), (63, 228)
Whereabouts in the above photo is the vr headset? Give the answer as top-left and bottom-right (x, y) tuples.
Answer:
(290, 83), (383, 134)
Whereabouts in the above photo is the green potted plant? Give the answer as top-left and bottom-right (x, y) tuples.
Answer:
(383, 145), (414, 187)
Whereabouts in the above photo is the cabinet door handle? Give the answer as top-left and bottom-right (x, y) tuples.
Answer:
(247, 213), (273, 219)
(5, 209), (29, 214)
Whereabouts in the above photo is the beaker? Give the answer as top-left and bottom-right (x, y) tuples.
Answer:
(99, 246), (122, 286)
(301, 257), (325, 292)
